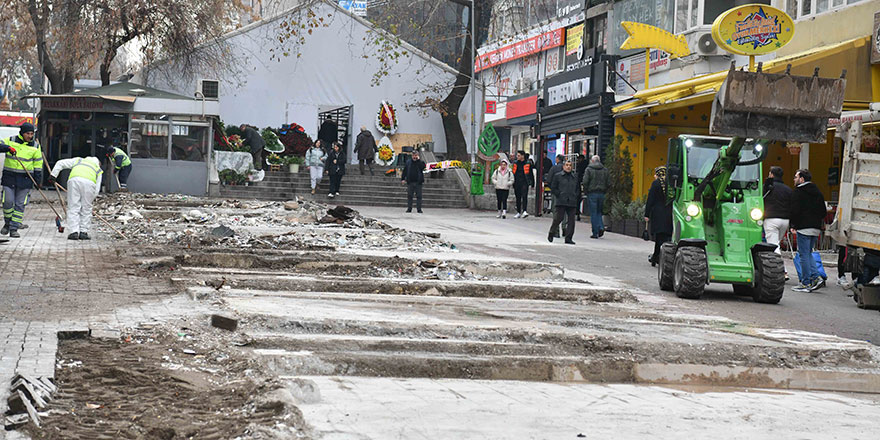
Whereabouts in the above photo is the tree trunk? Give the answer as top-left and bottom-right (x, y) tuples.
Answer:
(439, 0), (483, 161)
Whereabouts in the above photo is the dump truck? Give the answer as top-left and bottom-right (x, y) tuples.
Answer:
(657, 63), (847, 303)
(834, 119), (880, 254)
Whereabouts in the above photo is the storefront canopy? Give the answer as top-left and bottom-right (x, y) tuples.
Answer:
(27, 82), (219, 116)
(612, 36), (872, 119)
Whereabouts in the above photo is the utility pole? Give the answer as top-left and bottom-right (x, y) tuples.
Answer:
(470, 0), (477, 164)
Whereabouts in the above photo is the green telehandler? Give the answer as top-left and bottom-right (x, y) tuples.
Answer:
(657, 63), (847, 303)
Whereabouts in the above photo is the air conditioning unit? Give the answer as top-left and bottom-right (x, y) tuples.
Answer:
(685, 29), (722, 57)
(197, 79), (220, 99)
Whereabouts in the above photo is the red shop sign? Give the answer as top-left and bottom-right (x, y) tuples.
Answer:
(485, 100), (497, 114)
(475, 28), (565, 73)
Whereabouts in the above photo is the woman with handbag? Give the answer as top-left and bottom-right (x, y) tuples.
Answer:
(645, 166), (673, 267)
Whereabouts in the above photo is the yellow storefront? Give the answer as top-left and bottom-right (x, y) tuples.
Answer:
(613, 35), (874, 203)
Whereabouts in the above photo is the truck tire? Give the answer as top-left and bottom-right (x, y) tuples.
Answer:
(752, 251), (785, 304)
(673, 246), (707, 299)
(658, 242), (676, 291)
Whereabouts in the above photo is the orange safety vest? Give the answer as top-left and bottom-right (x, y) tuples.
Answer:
(512, 163), (530, 175)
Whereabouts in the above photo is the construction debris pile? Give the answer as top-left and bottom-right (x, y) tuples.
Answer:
(5, 374), (57, 429)
(93, 193), (456, 252)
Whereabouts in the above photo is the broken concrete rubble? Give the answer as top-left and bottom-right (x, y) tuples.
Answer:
(95, 193), (455, 253)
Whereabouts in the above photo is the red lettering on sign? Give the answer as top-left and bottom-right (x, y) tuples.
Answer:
(475, 28), (565, 72)
(485, 101), (497, 114)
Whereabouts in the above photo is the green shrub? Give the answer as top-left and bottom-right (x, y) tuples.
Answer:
(219, 169), (247, 185)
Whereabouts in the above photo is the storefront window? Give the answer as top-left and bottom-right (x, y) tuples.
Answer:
(171, 125), (208, 162)
(130, 121), (169, 159)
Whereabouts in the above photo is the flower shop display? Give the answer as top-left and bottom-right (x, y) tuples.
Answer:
(277, 123), (314, 155)
(375, 100), (399, 135)
(219, 169), (247, 186)
(286, 155), (305, 173)
(262, 128), (284, 153)
(375, 136), (395, 166)
(424, 160), (463, 173)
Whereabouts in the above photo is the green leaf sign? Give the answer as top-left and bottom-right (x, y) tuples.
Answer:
(477, 124), (501, 161)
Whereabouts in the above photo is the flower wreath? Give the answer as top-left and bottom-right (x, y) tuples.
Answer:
(376, 144), (395, 166)
(376, 100), (399, 135)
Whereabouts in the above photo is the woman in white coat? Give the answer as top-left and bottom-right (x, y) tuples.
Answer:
(491, 158), (515, 219)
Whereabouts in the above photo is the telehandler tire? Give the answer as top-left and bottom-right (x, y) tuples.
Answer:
(752, 251), (785, 304)
(673, 246), (707, 299)
(658, 242), (677, 291)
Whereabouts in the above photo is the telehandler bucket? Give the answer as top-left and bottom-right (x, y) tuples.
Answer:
(709, 63), (846, 143)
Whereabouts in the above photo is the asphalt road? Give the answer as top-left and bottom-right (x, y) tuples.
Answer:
(356, 207), (880, 345)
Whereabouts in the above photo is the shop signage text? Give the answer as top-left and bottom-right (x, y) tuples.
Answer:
(711, 5), (794, 56)
(547, 77), (591, 107)
(475, 28), (565, 72)
(337, 1), (367, 17)
(42, 97), (105, 110)
(485, 100), (497, 114)
(615, 49), (670, 94)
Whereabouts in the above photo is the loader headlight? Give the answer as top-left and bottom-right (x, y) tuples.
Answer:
(685, 139), (694, 147)
(686, 203), (701, 217)
(750, 207), (763, 221)
(754, 143), (764, 152)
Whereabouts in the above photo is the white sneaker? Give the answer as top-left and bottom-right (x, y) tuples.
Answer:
(502, 210), (507, 219)
(496, 210), (502, 218)
(837, 275), (849, 287)
(869, 276), (880, 286)
(514, 213), (521, 219)
(328, 193), (335, 198)
(522, 212), (529, 218)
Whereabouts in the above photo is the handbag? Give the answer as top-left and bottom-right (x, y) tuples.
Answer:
(642, 221), (651, 241)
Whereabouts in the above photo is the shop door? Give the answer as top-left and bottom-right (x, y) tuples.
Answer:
(71, 124), (95, 158)
(318, 106), (352, 155)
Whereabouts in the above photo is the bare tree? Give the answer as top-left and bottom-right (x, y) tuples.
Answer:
(0, 0), (246, 94)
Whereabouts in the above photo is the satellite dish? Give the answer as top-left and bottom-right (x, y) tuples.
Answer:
(698, 33), (718, 55)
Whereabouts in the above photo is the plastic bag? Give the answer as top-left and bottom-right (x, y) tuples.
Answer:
(793, 251), (828, 281)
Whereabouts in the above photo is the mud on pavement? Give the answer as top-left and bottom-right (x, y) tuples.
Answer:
(23, 321), (310, 440)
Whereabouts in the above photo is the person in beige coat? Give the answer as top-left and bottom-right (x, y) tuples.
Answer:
(491, 158), (515, 218)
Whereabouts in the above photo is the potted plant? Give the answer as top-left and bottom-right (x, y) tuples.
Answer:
(286, 155), (305, 173)
(219, 169), (247, 186)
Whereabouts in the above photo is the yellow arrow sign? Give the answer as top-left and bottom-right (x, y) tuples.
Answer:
(620, 22), (690, 58)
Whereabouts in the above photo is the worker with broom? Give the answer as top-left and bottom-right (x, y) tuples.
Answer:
(1, 123), (41, 238)
(49, 156), (102, 240)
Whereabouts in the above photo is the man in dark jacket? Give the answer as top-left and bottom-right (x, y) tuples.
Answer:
(544, 154), (566, 236)
(402, 150), (426, 213)
(239, 124), (266, 170)
(512, 150), (534, 218)
(763, 166), (793, 278)
(548, 160), (577, 244)
(790, 169), (828, 292)
(355, 126), (377, 175)
(582, 155), (610, 238)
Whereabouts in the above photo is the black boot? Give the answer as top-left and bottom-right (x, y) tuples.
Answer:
(79, 232), (90, 240)
(1, 225), (7, 235)
(68, 232), (80, 240)
(9, 230), (20, 238)
(548, 232), (554, 243)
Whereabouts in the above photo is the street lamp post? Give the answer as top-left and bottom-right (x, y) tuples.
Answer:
(470, 0), (476, 165)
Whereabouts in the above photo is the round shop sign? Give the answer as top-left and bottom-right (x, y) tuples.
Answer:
(712, 5), (794, 56)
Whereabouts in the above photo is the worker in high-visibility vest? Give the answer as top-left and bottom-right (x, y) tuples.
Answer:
(1, 123), (41, 238)
(49, 157), (102, 240)
(107, 146), (132, 188)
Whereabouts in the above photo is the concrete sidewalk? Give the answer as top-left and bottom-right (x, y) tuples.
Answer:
(352, 207), (880, 345)
(295, 376), (880, 440)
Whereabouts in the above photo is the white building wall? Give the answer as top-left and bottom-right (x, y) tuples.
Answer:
(140, 2), (476, 159)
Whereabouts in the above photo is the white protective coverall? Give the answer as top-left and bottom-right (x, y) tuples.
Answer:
(50, 157), (102, 234)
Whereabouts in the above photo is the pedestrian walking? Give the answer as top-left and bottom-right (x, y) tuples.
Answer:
(763, 166), (793, 280)
(48, 157), (102, 240)
(576, 154), (588, 221)
(544, 154), (565, 236)
(790, 169), (828, 292)
(512, 151), (534, 218)
(355, 126), (377, 175)
(582, 155), (609, 238)
(547, 160), (578, 245)
(239, 124), (266, 170)
(325, 141), (346, 198)
(402, 150), (426, 213)
(107, 145), (133, 189)
(305, 141), (326, 194)
(644, 166), (673, 266)
(1, 123), (41, 238)
(491, 158), (514, 218)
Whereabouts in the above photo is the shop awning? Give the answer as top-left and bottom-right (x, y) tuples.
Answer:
(612, 35), (871, 118)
